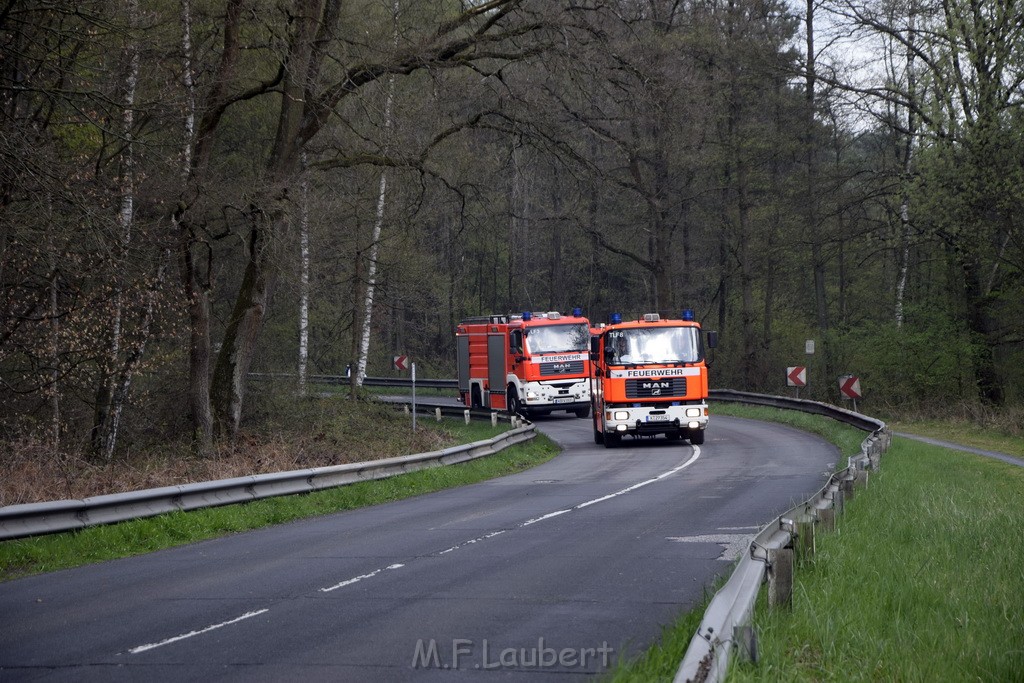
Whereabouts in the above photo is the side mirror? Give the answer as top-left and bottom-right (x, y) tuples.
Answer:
(705, 330), (718, 367)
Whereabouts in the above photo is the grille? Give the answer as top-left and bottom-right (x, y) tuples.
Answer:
(626, 377), (687, 399)
(540, 360), (584, 376)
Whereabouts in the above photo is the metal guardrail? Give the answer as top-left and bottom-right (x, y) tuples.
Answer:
(0, 419), (533, 541)
(674, 389), (891, 683)
(709, 388), (884, 432)
(249, 373), (458, 390)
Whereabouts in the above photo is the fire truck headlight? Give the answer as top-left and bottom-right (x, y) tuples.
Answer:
(616, 424), (628, 432)
(688, 421), (701, 429)
(612, 410), (630, 421)
(686, 408), (702, 418)
(526, 390), (539, 399)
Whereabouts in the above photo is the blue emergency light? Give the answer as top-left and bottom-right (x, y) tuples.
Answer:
(610, 312), (622, 324)
(682, 309), (694, 321)
(523, 311), (532, 321)
(572, 307), (583, 317)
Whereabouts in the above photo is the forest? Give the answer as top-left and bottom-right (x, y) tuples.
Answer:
(2, 0), (1022, 461)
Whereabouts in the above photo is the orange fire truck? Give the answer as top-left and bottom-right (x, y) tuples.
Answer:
(456, 309), (592, 418)
(590, 311), (716, 447)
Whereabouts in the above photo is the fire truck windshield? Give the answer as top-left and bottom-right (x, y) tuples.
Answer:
(525, 323), (590, 354)
(607, 326), (701, 365)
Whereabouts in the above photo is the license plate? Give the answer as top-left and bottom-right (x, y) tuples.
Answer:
(646, 415), (669, 422)
(552, 397), (573, 404)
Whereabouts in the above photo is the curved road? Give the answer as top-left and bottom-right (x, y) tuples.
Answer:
(1, 415), (840, 681)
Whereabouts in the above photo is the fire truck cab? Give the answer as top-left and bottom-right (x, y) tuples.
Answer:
(590, 312), (716, 447)
(456, 310), (592, 418)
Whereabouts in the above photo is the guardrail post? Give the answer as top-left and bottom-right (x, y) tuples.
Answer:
(832, 484), (845, 517)
(491, 412), (498, 427)
(818, 491), (836, 532)
(435, 408), (442, 422)
(767, 546), (793, 608)
(796, 514), (816, 560)
(869, 440), (882, 469)
(841, 474), (856, 503)
(464, 409), (471, 425)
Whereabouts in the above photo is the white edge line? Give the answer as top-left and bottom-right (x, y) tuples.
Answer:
(321, 563), (405, 593)
(575, 448), (700, 510)
(129, 608), (269, 654)
(521, 509), (571, 526)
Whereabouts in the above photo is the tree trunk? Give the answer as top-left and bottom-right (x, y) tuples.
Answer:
(209, 0), (319, 437)
(961, 257), (1004, 404)
(211, 204), (280, 438)
(298, 153), (310, 396)
(894, 4), (917, 328)
(93, 0), (140, 460)
(356, 1), (399, 385)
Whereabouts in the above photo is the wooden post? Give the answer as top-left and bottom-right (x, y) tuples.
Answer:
(767, 547), (794, 608)
(818, 503), (835, 532)
(796, 517), (816, 561)
(841, 475), (855, 502)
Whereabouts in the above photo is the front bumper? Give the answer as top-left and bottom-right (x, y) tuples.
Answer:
(521, 380), (590, 409)
(603, 404), (708, 435)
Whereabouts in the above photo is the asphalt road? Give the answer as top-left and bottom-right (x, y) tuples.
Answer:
(1, 414), (840, 681)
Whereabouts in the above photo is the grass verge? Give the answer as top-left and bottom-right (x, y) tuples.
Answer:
(729, 435), (1024, 681)
(0, 420), (558, 581)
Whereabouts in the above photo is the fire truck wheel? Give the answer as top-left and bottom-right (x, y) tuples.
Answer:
(688, 429), (705, 445)
(573, 406), (590, 419)
(507, 390), (522, 416)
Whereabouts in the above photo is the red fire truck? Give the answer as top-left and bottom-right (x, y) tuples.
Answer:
(590, 311), (716, 447)
(456, 309), (592, 418)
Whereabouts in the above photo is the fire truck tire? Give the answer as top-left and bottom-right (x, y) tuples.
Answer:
(507, 390), (523, 416)
(688, 429), (705, 445)
(573, 406), (590, 419)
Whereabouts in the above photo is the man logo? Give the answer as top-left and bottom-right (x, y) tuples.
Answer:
(641, 380), (671, 395)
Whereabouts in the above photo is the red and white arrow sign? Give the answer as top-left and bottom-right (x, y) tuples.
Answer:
(393, 355), (409, 371)
(786, 366), (807, 387)
(839, 375), (862, 399)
